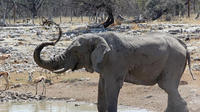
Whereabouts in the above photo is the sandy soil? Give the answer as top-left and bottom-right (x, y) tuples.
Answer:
(1, 68), (199, 112)
(1, 24), (200, 112)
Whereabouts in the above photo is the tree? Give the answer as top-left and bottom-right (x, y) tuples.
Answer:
(144, 0), (166, 20)
(0, 0), (16, 25)
(0, 0), (198, 24)
(187, 0), (191, 17)
(15, 0), (45, 18)
(70, 0), (119, 28)
(143, 0), (188, 21)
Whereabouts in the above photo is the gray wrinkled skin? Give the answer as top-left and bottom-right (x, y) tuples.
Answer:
(34, 32), (191, 112)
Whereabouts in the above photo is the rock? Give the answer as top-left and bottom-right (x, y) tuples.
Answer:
(193, 57), (200, 61)
(9, 35), (16, 38)
(36, 31), (42, 36)
(195, 28), (200, 33)
(185, 37), (190, 41)
(168, 29), (182, 35)
(75, 103), (80, 106)
(165, 15), (172, 21)
(158, 27), (164, 30)
(0, 39), (5, 41)
(34, 95), (40, 100)
(0, 47), (12, 53)
(20, 95), (28, 100)
(0, 99), (3, 102)
(11, 95), (17, 100)
(18, 42), (24, 45)
(0, 19), (6, 26)
(79, 78), (90, 81)
(64, 37), (71, 41)
(26, 92), (33, 97)
(192, 64), (200, 71)
(39, 95), (46, 100)
(187, 46), (198, 53)
(50, 37), (58, 41)
(18, 39), (25, 41)
(66, 98), (76, 102)
(11, 84), (22, 88)
(87, 23), (104, 29)
(145, 95), (153, 99)
(179, 81), (188, 85)
(15, 92), (19, 96)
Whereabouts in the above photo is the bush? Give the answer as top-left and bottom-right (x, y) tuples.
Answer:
(144, 0), (186, 20)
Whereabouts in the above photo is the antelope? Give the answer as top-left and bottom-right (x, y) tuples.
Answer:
(33, 76), (51, 96)
(0, 72), (9, 90)
(22, 18), (31, 24)
(28, 71), (33, 82)
(0, 54), (10, 60)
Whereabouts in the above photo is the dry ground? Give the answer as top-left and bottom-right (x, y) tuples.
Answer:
(1, 17), (200, 112)
(0, 67), (199, 112)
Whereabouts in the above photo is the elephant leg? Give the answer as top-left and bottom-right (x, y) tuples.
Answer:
(97, 77), (106, 112)
(4, 78), (8, 90)
(104, 77), (123, 112)
(158, 73), (188, 112)
(42, 80), (45, 96)
(44, 82), (46, 96)
(165, 89), (188, 112)
(35, 84), (38, 95)
(44, 85), (46, 96)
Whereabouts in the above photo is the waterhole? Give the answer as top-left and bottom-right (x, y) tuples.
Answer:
(0, 101), (151, 112)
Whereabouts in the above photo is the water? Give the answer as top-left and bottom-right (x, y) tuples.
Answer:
(0, 101), (151, 112)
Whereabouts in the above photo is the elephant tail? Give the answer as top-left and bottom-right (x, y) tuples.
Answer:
(186, 50), (196, 80)
(177, 38), (195, 80)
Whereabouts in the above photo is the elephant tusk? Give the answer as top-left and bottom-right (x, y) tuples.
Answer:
(53, 68), (68, 74)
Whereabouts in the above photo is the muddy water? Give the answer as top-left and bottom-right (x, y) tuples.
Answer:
(0, 101), (151, 112)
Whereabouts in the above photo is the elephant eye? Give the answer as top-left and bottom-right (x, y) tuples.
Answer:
(74, 50), (78, 54)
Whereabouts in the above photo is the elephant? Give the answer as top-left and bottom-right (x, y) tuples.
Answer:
(33, 31), (195, 112)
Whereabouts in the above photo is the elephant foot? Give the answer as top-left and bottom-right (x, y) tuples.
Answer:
(165, 100), (189, 112)
(165, 107), (189, 112)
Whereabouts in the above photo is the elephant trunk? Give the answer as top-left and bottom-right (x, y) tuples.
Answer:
(34, 23), (68, 72)
(33, 42), (66, 71)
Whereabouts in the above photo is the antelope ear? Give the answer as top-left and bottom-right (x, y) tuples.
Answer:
(91, 38), (110, 73)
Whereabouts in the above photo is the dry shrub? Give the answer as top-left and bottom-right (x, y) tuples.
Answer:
(149, 14), (200, 24)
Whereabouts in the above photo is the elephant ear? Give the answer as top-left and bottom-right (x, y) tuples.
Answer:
(91, 38), (111, 73)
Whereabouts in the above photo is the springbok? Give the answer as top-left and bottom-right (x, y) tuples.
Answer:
(0, 54), (10, 60)
(34, 76), (51, 96)
(0, 72), (9, 90)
